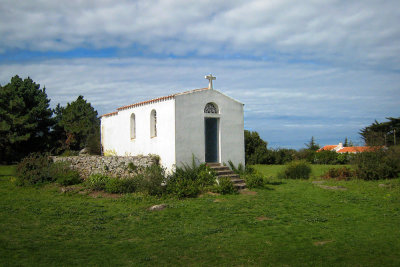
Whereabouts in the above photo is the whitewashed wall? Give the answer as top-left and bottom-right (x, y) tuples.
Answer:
(101, 99), (176, 171)
(174, 90), (245, 168)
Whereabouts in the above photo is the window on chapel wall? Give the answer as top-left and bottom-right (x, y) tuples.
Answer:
(204, 102), (218, 114)
(150, 109), (157, 138)
(130, 113), (136, 139)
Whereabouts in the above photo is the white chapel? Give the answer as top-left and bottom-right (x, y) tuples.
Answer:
(100, 75), (245, 171)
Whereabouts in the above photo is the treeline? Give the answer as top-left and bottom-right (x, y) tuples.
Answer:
(245, 132), (350, 165)
(360, 117), (399, 146)
(0, 75), (100, 163)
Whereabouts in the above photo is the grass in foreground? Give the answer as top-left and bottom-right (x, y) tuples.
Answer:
(0, 165), (399, 266)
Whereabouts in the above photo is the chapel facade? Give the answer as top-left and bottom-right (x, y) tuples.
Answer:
(100, 82), (245, 171)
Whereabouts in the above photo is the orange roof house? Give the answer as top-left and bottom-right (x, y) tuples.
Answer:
(317, 143), (344, 152)
(336, 146), (382, 153)
(317, 143), (383, 153)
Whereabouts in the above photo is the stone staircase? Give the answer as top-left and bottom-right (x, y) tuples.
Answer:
(206, 163), (246, 190)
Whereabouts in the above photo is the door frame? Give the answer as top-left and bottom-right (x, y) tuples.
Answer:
(204, 115), (220, 163)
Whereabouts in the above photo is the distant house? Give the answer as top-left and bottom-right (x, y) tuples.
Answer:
(317, 143), (382, 154)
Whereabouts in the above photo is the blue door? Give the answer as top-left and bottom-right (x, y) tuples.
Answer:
(205, 118), (218, 162)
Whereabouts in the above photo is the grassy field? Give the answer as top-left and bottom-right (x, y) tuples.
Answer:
(253, 164), (352, 179)
(1, 164), (400, 266)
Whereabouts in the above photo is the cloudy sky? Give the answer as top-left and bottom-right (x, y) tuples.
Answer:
(1, 0), (399, 148)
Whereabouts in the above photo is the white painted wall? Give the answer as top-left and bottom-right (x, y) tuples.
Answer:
(101, 88), (245, 171)
(101, 99), (176, 171)
(174, 89), (245, 168)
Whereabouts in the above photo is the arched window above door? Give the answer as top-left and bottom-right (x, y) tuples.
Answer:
(204, 102), (218, 114)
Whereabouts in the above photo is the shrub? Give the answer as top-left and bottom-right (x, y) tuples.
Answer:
(86, 174), (109, 190)
(166, 162), (217, 198)
(105, 177), (136, 194)
(48, 162), (82, 186)
(135, 164), (166, 196)
(321, 167), (355, 180)
(166, 176), (200, 198)
(228, 160), (254, 175)
(352, 147), (400, 180)
(127, 162), (138, 172)
(16, 153), (53, 185)
(336, 153), (351, 164)
(279, 160), (311, 179)
(243, 173), (265, 188)
(314, 151), (338, 164)
(213, 177), (237, 194)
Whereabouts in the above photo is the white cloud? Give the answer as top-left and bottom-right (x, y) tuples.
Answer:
(1, 0), (400, 68)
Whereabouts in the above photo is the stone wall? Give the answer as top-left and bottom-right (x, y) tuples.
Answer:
(52, 155), (159, 178)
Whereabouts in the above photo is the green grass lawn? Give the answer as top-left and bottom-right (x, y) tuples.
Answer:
(1, 164), (400, 266)
(253, 164), (352, 179)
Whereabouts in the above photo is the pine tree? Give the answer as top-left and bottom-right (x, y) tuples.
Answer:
(57, 95), (100, 152)
(305, 136), (320, 151)
(0, 75), (54, 162)
(343, 137), (349, 147)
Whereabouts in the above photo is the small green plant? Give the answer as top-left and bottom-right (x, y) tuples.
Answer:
(321, 167), (355, 180)
(279, 160), (311, 179)
(16, 153), (53, 185)
(213, 177), (237, 194)
(49, 162), (82, 186)
(228, 160), (254, 175)
(166, 160), (217, 198)
(86, 174), (109, 190)
(243, 172), (265, 188)
(127, 162), (137, 172)
(135, 164), (166, 196)
(105, 177), (136, 194)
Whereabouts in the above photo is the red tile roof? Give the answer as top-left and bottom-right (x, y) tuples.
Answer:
(337, 146), (382, 153)
(317, 145), (337, 152)
(101, 88), (209, 117)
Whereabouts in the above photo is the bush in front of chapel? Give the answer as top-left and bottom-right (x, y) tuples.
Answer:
(166, 162), (217, 198)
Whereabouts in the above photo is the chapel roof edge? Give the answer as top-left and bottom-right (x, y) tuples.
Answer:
(101, 87), (243, 118)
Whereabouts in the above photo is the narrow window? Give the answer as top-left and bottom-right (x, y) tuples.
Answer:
(130, 113), (136, 139)
(204, 102), (218, 114)
(150, 109), (157, 137)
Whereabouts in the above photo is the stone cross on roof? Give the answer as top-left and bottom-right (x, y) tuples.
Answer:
(205, 74), (216, 89)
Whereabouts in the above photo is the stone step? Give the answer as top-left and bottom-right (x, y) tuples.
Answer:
(234, 183), (246, 190)
(206, 162), (246, 189)
(218, 174), (240, 179)
(215, 170), (232, 175)
(230, 178), (245, 184)
(206, 163), (222, 167)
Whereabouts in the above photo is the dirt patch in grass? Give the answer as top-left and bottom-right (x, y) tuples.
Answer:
(239, 190), (257, 195)
(313, 240), (334, 246)
(312, 181), (325, 184)
(318, 185), (347, 191)
(256, 216), (272, 221)
(213, 199), (224, 203)
(88, 191), (121, 199)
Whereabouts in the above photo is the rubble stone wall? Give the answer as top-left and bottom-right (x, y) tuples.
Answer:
(52, 155), (158, 178)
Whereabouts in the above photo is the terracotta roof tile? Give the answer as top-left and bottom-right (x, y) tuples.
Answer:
(317, 145), (337, 152)
(337, 146), (382, 153)
(100, 111), (118, 118)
